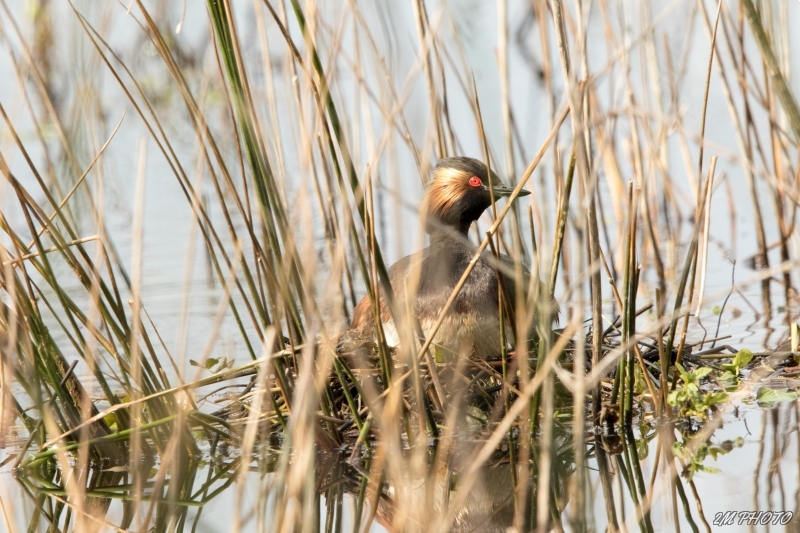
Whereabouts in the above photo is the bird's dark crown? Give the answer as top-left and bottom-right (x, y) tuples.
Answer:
(421, 156), (524, 235)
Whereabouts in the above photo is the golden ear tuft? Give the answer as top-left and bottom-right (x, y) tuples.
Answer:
(423, 167), (470, 220)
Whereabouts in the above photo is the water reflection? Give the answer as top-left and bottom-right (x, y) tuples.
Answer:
(6, 396), (800, 532)
(13, 431), (575, 532)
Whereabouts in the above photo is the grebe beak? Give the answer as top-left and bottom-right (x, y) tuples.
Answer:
(489, 184), (531, 199)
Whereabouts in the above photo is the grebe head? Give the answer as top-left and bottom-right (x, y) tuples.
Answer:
(422, 156), (530, 235)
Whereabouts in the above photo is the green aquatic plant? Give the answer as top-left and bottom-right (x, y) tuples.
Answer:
(719, 348), (754, 385)
(667, 364), (728, 419)
(755, 387), (798, 408)
(671, 437), (744, 480)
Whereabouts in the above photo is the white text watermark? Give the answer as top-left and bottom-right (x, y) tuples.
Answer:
(712, 511), (793, 526)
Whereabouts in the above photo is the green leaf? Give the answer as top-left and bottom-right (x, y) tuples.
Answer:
(708, 446), (723, 460)
(676, 363), (690, 382)
(634, 366), (646, 395)
(671, 441), (686, 458)
(637, 435), (649, 460)
(667, 390), (681, 406)
(692, 367), (713, 380)
(705, 392), (729, 406)
(732, 348), (754, 369)
(103, 412), (117, 431)
(694, 464), (721, 475)
(756, 387), (797, 407)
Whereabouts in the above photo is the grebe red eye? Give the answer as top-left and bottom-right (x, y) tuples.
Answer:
(468, 176), (482, 187)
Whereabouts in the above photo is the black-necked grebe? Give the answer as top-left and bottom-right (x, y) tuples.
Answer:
(351, 156), (551, 359)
